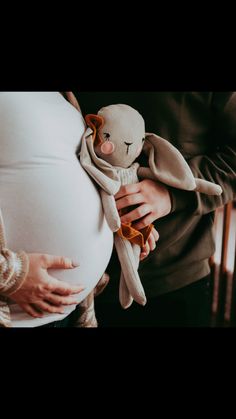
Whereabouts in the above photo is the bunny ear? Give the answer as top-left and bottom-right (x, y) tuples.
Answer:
(142, 133), (196, 190)
(85, 114), (104, 147)
(79, 127), (121, 195)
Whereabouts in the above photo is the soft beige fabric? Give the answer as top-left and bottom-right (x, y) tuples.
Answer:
(119, 243), (140, 309)
(79, 127), (121, 195)
(194, 178), (222, 195)
(96, 105), (145, 168)
(140, 133), (222, 195)
(79, 106), (148, 309)
(141, 133), (196, 190)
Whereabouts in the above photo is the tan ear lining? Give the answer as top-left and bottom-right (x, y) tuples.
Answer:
(85, 114), (104, 147)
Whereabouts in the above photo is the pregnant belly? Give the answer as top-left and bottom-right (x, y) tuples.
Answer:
(0, 161), (113, 326)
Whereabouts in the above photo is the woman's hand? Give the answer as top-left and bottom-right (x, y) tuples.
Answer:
(115, 179), (172, 230)
(10, 253), (84, 318)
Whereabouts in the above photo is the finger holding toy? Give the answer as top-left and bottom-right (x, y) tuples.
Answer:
(140, 227), (159, 260)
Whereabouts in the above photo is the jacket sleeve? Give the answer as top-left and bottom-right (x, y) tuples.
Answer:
(170, 92), (236, 215)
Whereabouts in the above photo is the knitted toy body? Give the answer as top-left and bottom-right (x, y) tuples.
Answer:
(111, 162), (152, 308)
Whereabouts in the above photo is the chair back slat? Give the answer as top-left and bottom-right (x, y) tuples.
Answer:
(211, 202), (236, 326)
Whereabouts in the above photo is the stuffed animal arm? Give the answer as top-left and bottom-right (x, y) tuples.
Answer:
(79, 104), (222, 310)
(100, 189), (121, 232)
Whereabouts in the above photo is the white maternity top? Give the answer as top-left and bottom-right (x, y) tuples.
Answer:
(0, 92), (113, 327)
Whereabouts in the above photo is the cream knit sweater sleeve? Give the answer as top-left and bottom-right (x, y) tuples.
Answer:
(0, 209), (29, 327)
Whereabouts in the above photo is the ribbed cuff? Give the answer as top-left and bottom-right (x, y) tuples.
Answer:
(0, 300), (11, 328)
(169, 187), (198, 214)
(0, 251), (29, 297)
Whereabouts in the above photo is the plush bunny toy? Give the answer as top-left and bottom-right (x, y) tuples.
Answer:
(79, 104), (222, 310)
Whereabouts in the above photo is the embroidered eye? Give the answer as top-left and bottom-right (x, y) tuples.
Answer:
(103, 133), (111, 140)
(142, 137), (145, 142)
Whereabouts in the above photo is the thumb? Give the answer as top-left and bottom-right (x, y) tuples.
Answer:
(42, 254), (80, 269)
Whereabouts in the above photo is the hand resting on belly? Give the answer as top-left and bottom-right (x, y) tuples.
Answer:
(10, 253), (84, 318)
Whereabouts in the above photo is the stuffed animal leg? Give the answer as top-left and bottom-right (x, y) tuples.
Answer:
(119, 242), (141, 309)
(114, 234), (146, 306)
(119, 272), (132, 309)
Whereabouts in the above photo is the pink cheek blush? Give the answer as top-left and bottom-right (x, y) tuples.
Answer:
(101, 142), (115, 155)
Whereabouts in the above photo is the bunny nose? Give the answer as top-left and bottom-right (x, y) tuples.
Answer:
(124, 141), (133, 155)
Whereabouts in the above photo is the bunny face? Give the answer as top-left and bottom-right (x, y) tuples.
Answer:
(81, 103), (223, 197)
(94, 104), (145, 169)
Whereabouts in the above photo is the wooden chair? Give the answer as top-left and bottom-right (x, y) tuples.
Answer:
(210, 201), (236, 327)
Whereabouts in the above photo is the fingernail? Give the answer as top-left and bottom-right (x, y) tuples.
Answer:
(74, 286), (85, 291)
(72, 259), (80, 268)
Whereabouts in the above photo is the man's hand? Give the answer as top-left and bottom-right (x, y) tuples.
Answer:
(115, 179), (172, 230)
(140, 227), (159, 261)
(10, 253), (84, 318)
